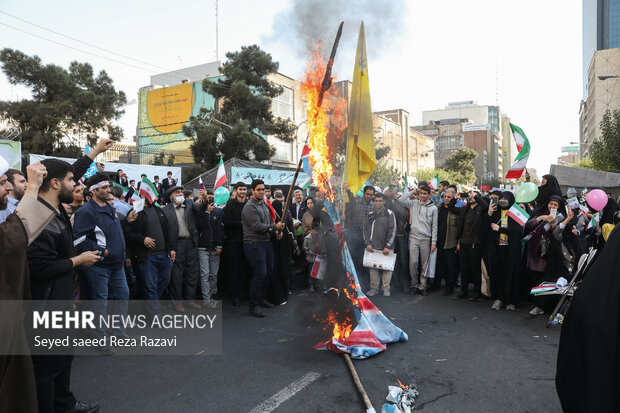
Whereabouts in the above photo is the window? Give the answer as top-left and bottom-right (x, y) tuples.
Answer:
(272, 86), (294, 120)
(272, 138), (293, 162)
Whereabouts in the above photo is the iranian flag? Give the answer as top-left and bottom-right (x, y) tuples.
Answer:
(506, 123), (531, 179)
(507, 202), (530, 226)
(139, 177), (159, 204)
(113, 182), (129, 199)
(215, 158), (227, 189)
(587, 212), (600, 230)
(299, 175), (312, 190)
(429, 174), (439, 190)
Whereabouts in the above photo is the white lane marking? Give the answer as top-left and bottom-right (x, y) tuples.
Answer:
(248, 371), (321, 413)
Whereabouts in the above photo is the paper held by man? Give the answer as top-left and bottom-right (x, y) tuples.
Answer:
(363, 249), (397, 272)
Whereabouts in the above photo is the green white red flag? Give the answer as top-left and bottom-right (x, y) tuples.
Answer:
(139, 177), (159, 204)
(113, 182), (129, 199)
(429, 174), (439, 190)
(507, 202), (530, 226)
(506, 123), (530, 179)
(215, 158), (226, 189)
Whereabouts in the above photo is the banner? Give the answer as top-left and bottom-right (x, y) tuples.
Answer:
(230, 166), (312, 187)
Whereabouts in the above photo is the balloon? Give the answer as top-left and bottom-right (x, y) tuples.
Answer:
(515, 182), (539, 203)
(214, 186), (230, 205)
(586, 189), (608, 211)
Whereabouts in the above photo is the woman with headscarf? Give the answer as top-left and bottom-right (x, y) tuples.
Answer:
(523, 195), (569, 315)
(534, 174), (562, 211)
(600, 193), (618, 226)
(267, 199), (294, 305)
(484, 191), (524, 311)
(556, 226), (620, 412)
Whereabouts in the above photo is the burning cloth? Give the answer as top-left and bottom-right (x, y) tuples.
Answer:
(314, 200), (408, 359)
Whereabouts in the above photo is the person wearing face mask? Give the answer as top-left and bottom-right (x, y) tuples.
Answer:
(163, 185), (201, 312)
(125, 192), (172, 318)
(485, 191), (524, 311)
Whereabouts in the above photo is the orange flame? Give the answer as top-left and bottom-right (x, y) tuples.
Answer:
(397, 379), (408, 390)
(301, 45), (347, 197)
(314, 309), (353, 341)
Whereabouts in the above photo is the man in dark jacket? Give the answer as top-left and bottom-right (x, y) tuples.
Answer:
(163, 185), (200, 312)
(125, 195), (172, 317)
(455, 190), (486, 300)
(195, 193), (224, 308)
(242, 179), (284, 317)
(161, 171), (176, 204)
(223, 181), (248, 306)
(73, 173), (129, 346)
(431, 188), (460, 296)
(363, 193), (396, 297)
(28, 159), (102, 413)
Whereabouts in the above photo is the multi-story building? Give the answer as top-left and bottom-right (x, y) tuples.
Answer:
(557, 145), (581, 166)
(580, 47), (620, 158)
(422, 101), (503, 135)
(582, 0), (620, 99)
(372, 109), (434, 177)
(137, 63), (308, 167)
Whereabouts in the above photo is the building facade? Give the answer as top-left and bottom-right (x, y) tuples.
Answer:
(579, 47), (620, 158)
(557, 145), (580, 166)
(582, 0), (620, 99)
(373, 109), (434, 177)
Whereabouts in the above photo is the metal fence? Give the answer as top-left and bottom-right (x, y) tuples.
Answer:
(98, 144), (195, 166)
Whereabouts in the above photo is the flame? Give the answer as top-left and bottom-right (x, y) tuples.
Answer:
(301, 45), (347, 197)
(314, 309), (353, 341)
(397, 379), (408, 390)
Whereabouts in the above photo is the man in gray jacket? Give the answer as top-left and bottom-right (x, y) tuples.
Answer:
(363, 193), (396, 297)
(242, 179), (284, 318)
(399, 185), (438, 296)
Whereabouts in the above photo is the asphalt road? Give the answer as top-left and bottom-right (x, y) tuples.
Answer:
(71, 285), (562, 413)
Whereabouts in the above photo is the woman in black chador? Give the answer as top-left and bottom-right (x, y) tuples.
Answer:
(556, 225), (620, 412)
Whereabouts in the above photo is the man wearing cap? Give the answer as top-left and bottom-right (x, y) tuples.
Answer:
(73, 173), (129, 353)
(163, 185), (201, 311)
(0, 158), (56, 413)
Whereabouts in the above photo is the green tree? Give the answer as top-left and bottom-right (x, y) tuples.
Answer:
(0, 49), (126, 156)
(571, 157), (595, 169)
(591, 109), (620, 172)
(416, 168), (468, 186)
(184, 45), (296, 169)
(443, 147), (478, 183)
(369, 159), (400, 189)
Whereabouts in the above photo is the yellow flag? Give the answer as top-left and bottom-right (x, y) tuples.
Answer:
(346, 22), (376, 194)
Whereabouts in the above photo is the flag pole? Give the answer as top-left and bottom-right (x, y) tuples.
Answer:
(281, 21), (344, 221)
(343, 353), (375, 412)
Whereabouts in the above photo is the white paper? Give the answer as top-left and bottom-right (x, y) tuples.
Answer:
(363, 249), (397, 271)
(132, 198), (145, 213)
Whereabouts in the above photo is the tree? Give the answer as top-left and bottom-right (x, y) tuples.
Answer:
(443, 147), (478, 183)
(184, 45), (296, 169)
(591, 109), (620, 172)
(416, 168), (469, 186)
(369, 159), (401, 189)
(0, 49), (126, 156)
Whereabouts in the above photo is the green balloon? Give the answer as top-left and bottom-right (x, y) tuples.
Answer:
(515, 182), (539, 203)
(214, 186), (230, 205)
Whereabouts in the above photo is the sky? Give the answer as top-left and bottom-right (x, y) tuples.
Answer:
(0, 0), (582, 175)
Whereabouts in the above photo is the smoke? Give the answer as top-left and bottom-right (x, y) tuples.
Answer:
(267, 0), (407, 76)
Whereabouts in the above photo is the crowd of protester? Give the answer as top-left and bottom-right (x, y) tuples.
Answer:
(1, 138), (619, 412)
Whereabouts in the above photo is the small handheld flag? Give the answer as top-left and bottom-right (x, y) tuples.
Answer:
(507, 203), (530, 226)
(429, 174), (439, 190)
(139, 177), (159, 204)
(198, 177), (205, 190)
(215, 158), (226, 189)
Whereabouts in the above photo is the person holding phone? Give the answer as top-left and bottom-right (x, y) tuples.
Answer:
(523, 195), (568, 315)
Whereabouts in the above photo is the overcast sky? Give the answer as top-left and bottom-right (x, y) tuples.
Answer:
(0, 0), (582, 175)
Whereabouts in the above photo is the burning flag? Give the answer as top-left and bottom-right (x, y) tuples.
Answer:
(506, 123), (531, 179)
(345, 22), (377, 195)
(314, 200), (408, 359)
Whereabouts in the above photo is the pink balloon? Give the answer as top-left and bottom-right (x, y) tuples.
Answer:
(586, 189), (608, 211)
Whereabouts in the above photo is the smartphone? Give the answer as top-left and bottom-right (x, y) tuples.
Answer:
(550, 208), (557, 219)
(491, 198), (498, 206)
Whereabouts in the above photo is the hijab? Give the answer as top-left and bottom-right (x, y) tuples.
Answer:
(535, 174), (562, 207)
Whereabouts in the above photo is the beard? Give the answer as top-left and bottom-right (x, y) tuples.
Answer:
(59, 185), (75, 204)
(0, 193), (7, 210)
